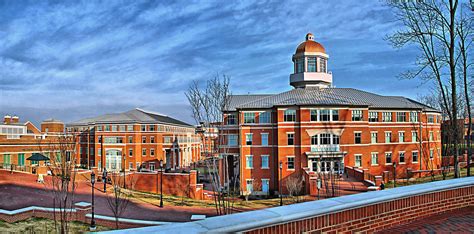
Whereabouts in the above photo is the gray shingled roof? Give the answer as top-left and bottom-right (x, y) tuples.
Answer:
(67, 108), (193, 127)
(226, 87), (438, 112)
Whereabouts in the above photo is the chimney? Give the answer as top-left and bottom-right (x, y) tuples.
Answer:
(3, 115), (11, 124)
(11, 115), (19, 124)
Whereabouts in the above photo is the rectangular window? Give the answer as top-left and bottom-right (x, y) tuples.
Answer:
(261, 179), (270, 194)
(371, 153), (378, 165)
(228, 135), (238, 146)
(3, 154), (11, 165)
(150, 163), (155, 171)
(97, 125), (103, 131)
(355, 154), (362, 167)
(412, 131), (418, 143)
(319, 109), (330, 121)
(127, 125), (133, 131)
(320, 57), (327, 73)
(410, 112), (418, 122)
(112, 125), (118, 131)
(246, 155), (253, 169)
(311, 135), (318, 145)
(369, 111), (378, 122)
(261, 133), (269, 146)
(246, 179), (253, 193)
(398, 132), (405, 142)
(142, 149), (146, 156)
(150, 149), (155, 156)
(332, 110), (339, 121)
(149, 125), (155, 131)
(244, 112), (256, 124)
(245, 133), (253, 145)
(141, 125), (146, 131)
(382, 112), (392, 122)
(429, 131), (434, 141)
(412, 151), (419, 163)
(371, 132), (378, 144)
(142, 136), (146, 143)
(129, 162), (133, 170)
(385, 132), (392, 143)
(287, 156), (295, 170)
(396, 112), (406, 122)
(261, 155), (269, 169)
(129, 149), (133, 157)
(307, 57), (317, 72)
(105, 125), (110, 131)
(332, 135), (340, 145)
(354, 132), (362, 144)
(284, 110), (296, 122)
(259, 112), (271, 123)
(151, 136), (155, 143)
(385, 152), (392, 164)
(310, 110), (318, 121)
(226, 114), (237, 125)
(399, 152), (405, 163)
(428, 115), (434, 123)
(119, 125), (126, 132)
(352, 110), (363, 121)
(320, 133), (331, 145)
(430, 149), (434, 159)
(18, 153), (25, 166)
(98, 148), (102, 156)
(287, 133), (294, 145)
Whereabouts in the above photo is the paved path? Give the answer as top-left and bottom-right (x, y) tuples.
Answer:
(379, 206), (474, 233)
(0, 170), (215, 222)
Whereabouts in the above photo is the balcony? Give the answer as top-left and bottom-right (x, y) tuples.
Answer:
(310, 145), (340, 152)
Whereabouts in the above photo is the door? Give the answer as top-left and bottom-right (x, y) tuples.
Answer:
(106, 150), (122, 171)
(262, 179), (269, 194)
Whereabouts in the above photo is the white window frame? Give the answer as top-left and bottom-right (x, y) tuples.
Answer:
(385, 152), (392, 165)
(371, 131), (377, 144)
(398, 131), (405, 143)
(385, 131), (392, 143)
(355, 154), (362, 167)
(412, 151), (419, 163)
(371, 152), (378, 166)
(399, 151), (405, 164)
(261, 155), (269, 169)
(287, 156), (295, 170)
(245, 133), (253, 145)
(246, 155), (253, 169)
(411, 131), (418, 143)
(261, 179), (270, 194)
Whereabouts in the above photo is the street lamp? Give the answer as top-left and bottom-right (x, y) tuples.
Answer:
(159, 160), (164, 208)
(393, 162), (397, 188)
(102, 168), (107, 193)
(122, 154), (126, 189)
(90, 171), (96, 231)
(279, 161), (283, 206)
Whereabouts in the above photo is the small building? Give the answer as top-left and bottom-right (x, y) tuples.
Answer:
(66, 108), (202, 172)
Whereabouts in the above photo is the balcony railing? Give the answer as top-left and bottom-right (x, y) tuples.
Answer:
(310, 145), (340, 152)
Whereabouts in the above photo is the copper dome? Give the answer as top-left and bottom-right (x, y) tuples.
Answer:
(295, 33), (326, 54)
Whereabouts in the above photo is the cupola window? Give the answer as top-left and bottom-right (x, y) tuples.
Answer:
(320, 58), (327, 73)
(307, 57), (317, 72)
(295, 58), (305, 73)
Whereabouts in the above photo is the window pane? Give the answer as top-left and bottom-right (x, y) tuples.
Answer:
(307, 57), (317, 72)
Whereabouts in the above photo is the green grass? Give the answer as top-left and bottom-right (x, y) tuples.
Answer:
(0, 218), (110, 233)
(385, 167), (473, 188)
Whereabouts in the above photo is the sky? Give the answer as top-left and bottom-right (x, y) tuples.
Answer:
(0, 0), (435, 126)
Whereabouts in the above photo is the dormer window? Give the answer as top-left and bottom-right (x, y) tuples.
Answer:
(295, 58), (304, 73)
(307, 57), (317, 72)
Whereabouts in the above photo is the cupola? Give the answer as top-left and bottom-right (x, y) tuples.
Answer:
(290, 33), (332, 88)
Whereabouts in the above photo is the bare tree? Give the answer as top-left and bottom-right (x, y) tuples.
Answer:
(386, 0), (466, 178)
(286, 172), (304, 203)
(105, 172), (133, 229)
(186, 73), (239, 215)
(41, 134), (78, 233)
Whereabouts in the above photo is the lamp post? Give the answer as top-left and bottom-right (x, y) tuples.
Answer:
(122, 154), (126, 189)
(90, 171), (96, 231)
(102, 168), (107, 193)
(160, 159), (164, 208)
(393, 162), (397, 188)
(279, 161), (283, 206)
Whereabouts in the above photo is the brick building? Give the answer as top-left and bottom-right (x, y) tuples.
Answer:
(221, 33), (442, 195)
(66, 108), (201, 172)
(0, 115), (68, 171)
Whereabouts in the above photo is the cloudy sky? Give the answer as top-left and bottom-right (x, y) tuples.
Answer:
(0, 0), (434, 125)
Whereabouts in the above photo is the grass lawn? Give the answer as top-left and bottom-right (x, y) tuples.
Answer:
(127, 190), (312, 210)
(385, 167), (473, 188)
(0, 218), (110, 233)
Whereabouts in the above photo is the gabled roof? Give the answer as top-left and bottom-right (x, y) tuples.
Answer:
(67, 108), (193, 127)
(226, 87), (439, 112)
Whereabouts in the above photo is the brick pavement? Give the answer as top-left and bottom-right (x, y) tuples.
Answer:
(379, 206), (474, 233)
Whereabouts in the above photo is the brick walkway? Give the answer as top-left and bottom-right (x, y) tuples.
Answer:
(379, 206), (474, 233)
(0, 170), (215, 222)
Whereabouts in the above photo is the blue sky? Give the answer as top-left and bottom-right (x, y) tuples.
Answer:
(0, 0), (432, 125)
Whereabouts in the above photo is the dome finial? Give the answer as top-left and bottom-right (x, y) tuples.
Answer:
(306, 33), (314, 41)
